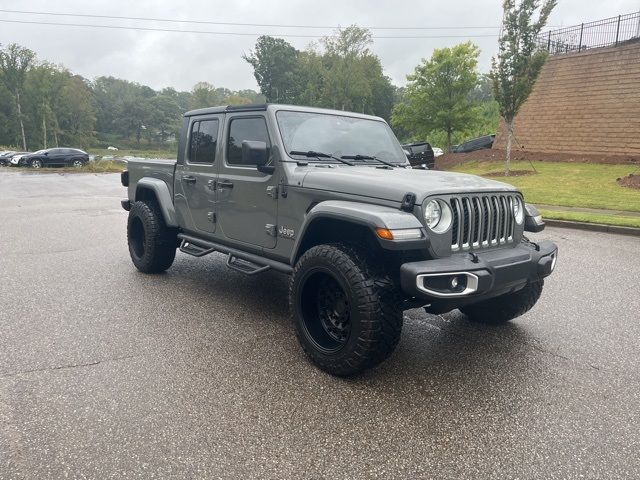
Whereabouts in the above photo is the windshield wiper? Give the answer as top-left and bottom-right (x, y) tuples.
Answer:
(290, 150), (355, 166)
(341, 154), (397, 168)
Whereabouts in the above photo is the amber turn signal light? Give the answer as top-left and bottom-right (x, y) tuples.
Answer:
(376, 228), (394, 240)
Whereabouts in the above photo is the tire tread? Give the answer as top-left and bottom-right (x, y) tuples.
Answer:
(289, 243), (402, 376)
(127, 200), (176, 273)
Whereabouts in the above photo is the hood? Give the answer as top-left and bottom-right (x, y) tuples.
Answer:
(301, 166), (517, 204)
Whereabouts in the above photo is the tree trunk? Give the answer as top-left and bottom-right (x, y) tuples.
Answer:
(505, 119), (514, 176)
(52, 115), (60, 147)
(447, 130), (452, 153)
(42, 109), (47, 149)
(15, 91), (27, 150)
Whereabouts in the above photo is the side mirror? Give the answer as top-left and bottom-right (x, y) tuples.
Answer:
(524, 204), (545, 232)
(44, 152), (49, 156)
(242, 140), (274, 174)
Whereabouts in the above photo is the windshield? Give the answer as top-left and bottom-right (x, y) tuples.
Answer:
(276, 111), (407, 164)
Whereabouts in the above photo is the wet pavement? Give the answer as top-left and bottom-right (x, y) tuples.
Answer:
(1, 172), (639, 479)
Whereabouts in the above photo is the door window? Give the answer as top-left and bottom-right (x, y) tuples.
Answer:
(189, 119), (219, 164)
(227, 117), (270, 166)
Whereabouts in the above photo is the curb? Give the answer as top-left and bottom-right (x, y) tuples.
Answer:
(545, 219), (640, 237)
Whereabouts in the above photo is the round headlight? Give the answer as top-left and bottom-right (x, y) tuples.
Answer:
(513, 197), (524, 224)
(424, 200), (442, 229)
(424, 199), (453, 232)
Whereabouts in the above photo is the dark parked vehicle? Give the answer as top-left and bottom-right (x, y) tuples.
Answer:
(121, 104), (557, 377)
(401, 142), (435, 169)
(22, 148), (89, 168)
(451, 135), (495, 153)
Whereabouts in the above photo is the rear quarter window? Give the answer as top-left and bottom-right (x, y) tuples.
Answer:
(189, 119), (219, 164)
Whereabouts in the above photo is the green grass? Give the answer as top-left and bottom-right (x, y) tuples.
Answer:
(80, 160), (127, 173)
(452, 160), (640, 213)
(88, 147), (176, 159)
(540, 209), (640, 228)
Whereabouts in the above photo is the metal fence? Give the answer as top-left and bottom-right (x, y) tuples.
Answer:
(536, 11), (640, 54)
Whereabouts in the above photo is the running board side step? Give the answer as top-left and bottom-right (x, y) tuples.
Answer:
(177, 233), (293, 275)
(179, 240), (215, 257)
(226, 255), (271, 275)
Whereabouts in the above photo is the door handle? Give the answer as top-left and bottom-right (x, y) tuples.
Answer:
(217, 180), (234, 189)
(182, 175), (196, 184)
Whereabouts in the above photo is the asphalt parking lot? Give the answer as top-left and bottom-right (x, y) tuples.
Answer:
(1, 171), (639, 479)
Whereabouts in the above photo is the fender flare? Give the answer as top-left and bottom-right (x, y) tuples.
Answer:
(290, 200), (426, 263)
(135, 177), (178, 227)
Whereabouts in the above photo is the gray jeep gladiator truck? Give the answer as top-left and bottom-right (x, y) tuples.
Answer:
(121, 104), (557, 376)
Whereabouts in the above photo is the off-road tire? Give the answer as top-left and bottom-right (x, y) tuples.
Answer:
(460, 280), (544, 324)
(127, 200), (177, 273)
(289, 243), (403, 376)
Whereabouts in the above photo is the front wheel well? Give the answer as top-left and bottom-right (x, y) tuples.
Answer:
(294, 217), (382, 263)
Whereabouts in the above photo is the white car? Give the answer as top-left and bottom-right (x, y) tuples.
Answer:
(10, 154), (26, 165)
(432, 147), (444, 157)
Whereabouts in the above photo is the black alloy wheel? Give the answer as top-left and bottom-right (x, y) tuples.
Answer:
(300, 270), (352, 353)
(290, 243), (403, 376)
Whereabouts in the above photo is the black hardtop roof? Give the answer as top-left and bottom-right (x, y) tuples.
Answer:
(183, 103), (384, 121)
(184, 104), (267, 117)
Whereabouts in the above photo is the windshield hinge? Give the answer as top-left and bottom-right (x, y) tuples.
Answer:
(400, 193), (416, 212)
(279, 178), (288, 198)
(265, 224), (277, 236)
(266, 185), (278, 199)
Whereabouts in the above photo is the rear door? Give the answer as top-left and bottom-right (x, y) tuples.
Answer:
(62, 149), (75, 166)
(174, 115), (221, 234)
(56, 149), (70, 166)
(216, 114), (278, 249)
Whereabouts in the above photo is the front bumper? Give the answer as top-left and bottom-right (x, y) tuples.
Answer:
(400, 240), (557, 311)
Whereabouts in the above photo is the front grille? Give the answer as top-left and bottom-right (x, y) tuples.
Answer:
(450, 194), (517, 251)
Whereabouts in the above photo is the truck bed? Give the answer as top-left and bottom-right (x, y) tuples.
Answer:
(126, 158), (177, 199)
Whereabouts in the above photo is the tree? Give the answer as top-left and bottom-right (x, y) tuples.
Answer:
(56, 75), (96, 148)
(319, 26), (377, 112)
(120, 93), (151, 145)
(24, 63), (68, 148)
(189, 82), (221, 109)
(148, 93), (181, 144)
(224, 94), (252, 106)
(392, 42), (480, 150)
(0, 43), (36, 149)
(490, 0), (556, 174)
(469, 74), (495, 102)
(243, 36), (301, 103)
(243, 27), (394, 118)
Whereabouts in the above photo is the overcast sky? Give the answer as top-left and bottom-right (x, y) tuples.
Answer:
(1, 0), (637, 92)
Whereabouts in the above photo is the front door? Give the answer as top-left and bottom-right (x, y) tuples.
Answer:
(174, 116), (221, 234)
(46, 149), (64, 166)
(216, 114), (278, 249)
